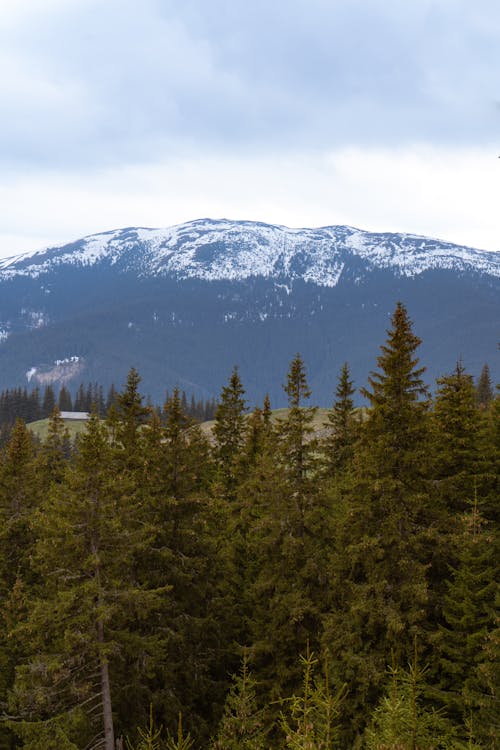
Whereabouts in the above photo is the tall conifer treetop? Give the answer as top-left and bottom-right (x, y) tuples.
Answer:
(360, 301), (429, 477)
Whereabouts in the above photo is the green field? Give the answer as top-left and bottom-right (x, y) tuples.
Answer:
(200, 407), (333, 440)
(27, 417), (91, 441)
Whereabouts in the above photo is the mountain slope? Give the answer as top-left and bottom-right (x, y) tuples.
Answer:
(0, 219), (498, 405)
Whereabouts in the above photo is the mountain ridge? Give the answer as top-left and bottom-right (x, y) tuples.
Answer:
(0, 218), (498, 405)
(1, 218), (498, 285)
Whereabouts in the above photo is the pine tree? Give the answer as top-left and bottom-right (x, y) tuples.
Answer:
(365, 655), (455, 750)
(8, 414), (167, 750)
(279, 647), (346, 750)
(280, 353), (317, 488)
(432, 361), (480, 516)
(58, 385), (73, 412)
(0, 420), (38, 750)
(476, 363), (493, 409)
(247, 356), (331, 707)
(111, 368), (150, 473)
(323, 302), (432, 743)
(136, 390), (222, 744)
(433, 496), (498, 743)
(213, 367), (248, 499)
(210, 656), (267, 750)
(42, 385), (56, 418)
(322, 362), (358, 477)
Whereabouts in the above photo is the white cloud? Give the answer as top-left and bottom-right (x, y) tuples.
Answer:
(0, 146), (497, 258)
(0, 1), (499, 254)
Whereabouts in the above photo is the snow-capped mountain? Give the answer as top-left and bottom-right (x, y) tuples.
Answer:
(0, 219), (498, 405)
(1, 219), (499, 284)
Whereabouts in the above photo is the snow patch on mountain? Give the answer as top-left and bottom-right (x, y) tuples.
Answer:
(0, 219), (498, 286)
(25, 357), (85, 386)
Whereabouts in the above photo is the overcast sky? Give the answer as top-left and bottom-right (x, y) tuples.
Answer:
(1, 0), (499, 257)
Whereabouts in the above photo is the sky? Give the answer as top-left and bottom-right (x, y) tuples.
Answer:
(1, 0), (499, 258)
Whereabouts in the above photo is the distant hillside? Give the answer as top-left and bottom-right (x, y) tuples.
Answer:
(0, 219), (498, 405)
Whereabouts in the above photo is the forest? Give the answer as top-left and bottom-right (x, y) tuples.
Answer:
(0, 302), (497, 750)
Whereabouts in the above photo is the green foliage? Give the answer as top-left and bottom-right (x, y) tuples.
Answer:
(8, 412), (169, 748)
(0, 318), (497, 748)
(8, 708), (88, 750)
(432, 496), (498, 743)
(126, 705), (165, 750)
(432, 362), (480, 515)
(322, 362), (358, 477)
(210, 656), (267, 750)
(165, 715), (195, 750)
(365, 657), (454, 750)
(213, 366), (248, 498)
(476, 364), (493, 409)
(279, 647), (346, 750)
(246, 356), (332, 707)
(323, 303), (432, 743)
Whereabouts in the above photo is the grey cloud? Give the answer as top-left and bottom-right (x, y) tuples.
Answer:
(0, 0), (498, 170)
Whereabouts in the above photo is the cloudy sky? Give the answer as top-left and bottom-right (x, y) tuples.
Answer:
(1, 0), (499, 258)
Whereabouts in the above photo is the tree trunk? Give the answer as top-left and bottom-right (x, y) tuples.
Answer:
(92, 536), (115, 750)
(98, 616), (115, 750)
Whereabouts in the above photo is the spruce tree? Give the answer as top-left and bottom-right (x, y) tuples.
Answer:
(323, 302), (432, 743)
(210, 656), (267, 750)
(111, 368), (150, 473)
(365, 656), (455, 750)
(35, 407), (72, 489)
(433, 497), (498, 743)
(280, 353), (318, 488)
(58, 385), (73, 412)
(247, 356), (331, 708)
(8, 414), (167, 750)
(476, 363), (493, 409)
(279, 647), (346, 750)
(0, 420), (38, 750)
(213, 366), (247, 499)
(136, 390), (222, 744)
(42, 385), (56, 418)
(432, 361), (480, 516)
(322, 362), (358, 478)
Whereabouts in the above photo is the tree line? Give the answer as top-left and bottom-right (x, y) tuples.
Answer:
(0, 302), (497, 750)
(0, 383), (217, 443)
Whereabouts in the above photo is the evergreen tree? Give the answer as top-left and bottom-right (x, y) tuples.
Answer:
(213, 367), (248, 499)
(35, 407), (72, 489)
(105, 383), (117, 414)
(58, 385), (73, 412)
(279, 648), (346, 750)
(323, 302), (432, 743)
(135, 390), (222, 744)
(74, 383), (87, 412)
(432, 362), (480, 516)
(112, 368), (150, 473)
(8, 414), (167, 750)
(280, 353), (317, 488)
(210, 656), (267, 750)
(322, 362), (358, 477)
(29, 387), (41, 423)
(42, 385), (56, 418)
(0, 420), (38, 750)
(247, 356), (330, 708)
(476, 363), (493, 409)
(0, 419), (38, 589)
(365, 656), (455, 750)
(432, 496), (498, 744)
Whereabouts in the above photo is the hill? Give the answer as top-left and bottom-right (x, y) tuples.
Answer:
(0, 219), (498, 405)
